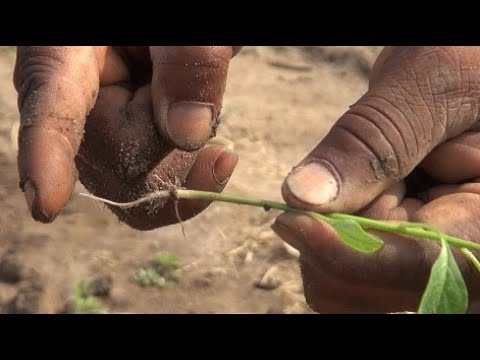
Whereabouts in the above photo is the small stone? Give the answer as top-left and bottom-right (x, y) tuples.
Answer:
(255, 266), (282, 290)
(254, 277), (281, 290)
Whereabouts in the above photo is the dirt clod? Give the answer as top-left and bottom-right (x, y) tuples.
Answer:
(82, 273), (113, 297)
(5, 272), (61, 314)
(0, 249), (24, 283)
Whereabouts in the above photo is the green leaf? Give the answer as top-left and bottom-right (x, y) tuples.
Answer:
(418, 237), (468, 314)
(154, 252), (179, 272)
(330, 219), (384, 253)
(135, 267), (162, 287)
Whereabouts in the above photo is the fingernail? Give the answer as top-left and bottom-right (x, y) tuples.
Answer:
(23, 180), (36, 213)
(167, 102), (213, 150)
(286, 161), (338, 206)
(213, 149), (238, 185)
(271, 221), (304, 251)
(22, 179), (54, 223)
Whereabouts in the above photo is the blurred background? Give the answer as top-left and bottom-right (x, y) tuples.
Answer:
(0, 46), (381, 313)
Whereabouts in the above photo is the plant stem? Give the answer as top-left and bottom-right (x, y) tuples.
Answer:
(79, 189), (331, 222)
(174, 189), (332, 222)
(78, 189), (480, 252)
(461, 248), (480, 273)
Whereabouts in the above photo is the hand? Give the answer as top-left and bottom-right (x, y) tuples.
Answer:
(14, 46), (241, 230)
(273, 46), (480, 313)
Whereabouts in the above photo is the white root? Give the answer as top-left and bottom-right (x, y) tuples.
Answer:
(77, 191), (172, 208)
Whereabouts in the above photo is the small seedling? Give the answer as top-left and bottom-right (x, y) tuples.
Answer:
(154, 252), (179, 273)
(134, 252), (180, 288)
(72, 281), (106, 314)
(135, 267), (167, 288)
(81, 189), (480, 314)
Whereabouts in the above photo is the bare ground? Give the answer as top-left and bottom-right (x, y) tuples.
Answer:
(0, 46), (377, 313)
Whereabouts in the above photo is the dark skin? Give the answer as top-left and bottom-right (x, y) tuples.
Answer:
(14, 46), (480, 313)
(14, 46), (241, 230)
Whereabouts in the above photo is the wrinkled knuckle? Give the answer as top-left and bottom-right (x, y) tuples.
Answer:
(415, 47), (480, 135)
(14, 47), (69, 111)
(336, 104), (405, 180)
(354, 46), (480, 172)
(14, 47), (98, 136)
(14, 47), (67, 89)
(381, 47), (480, 138)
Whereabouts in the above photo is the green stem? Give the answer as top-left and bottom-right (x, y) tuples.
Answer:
(78, 189), (480, 253)
(174, 189), (331, 222)
(461, 248), (480, 273)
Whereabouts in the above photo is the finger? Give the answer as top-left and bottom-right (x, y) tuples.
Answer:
(93, 46), (130, 85)
(77, 144), (237, 231)
(117, 145), (238, 230)
(422, 131), (480, 183)
(299, 257), (421, 313)
(282, 46), (480, 214)
(130, 145), (237, 230)
(14, 46), (100, 222)
(274, 211), (441, 291)
(414, 192), (480, 249)
(359, 181), (423, 221)
(77, 84), (238, 230)
(422, 181), (480, 202)
(115, 46), (152, 84)
(129, 145), (238, 229)
(150, 46), (236, 151)
(272, 213), (434, 312)
(413, 192), (480, 300)
(368, 46), (397, 85)
(78, 145), (237, 231)
(178, 144), (238, 216)
(273, 191), (480, 312)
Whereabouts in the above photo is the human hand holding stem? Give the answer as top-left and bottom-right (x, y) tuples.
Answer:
(271, 47), (480, 314)
(79, 189), (480, 254)
(79, 187), (480, 314)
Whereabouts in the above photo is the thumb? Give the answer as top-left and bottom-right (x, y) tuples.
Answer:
(150, 46), (241, 151)
(282, 46), (480, 213)
(14, 46), (100, 222)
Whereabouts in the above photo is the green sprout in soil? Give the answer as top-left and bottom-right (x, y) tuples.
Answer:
(80, 189), (480, 314)
(134, 252), (180, 288)
(73, 280), (106, 314)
